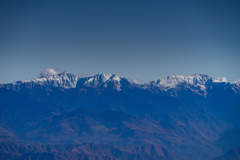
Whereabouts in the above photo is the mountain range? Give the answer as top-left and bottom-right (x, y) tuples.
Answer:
(0, 72), (240, 160)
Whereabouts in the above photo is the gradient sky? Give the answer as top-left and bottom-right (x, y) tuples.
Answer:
(1, 0), (240, 83)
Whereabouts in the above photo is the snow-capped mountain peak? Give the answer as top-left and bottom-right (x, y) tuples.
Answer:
(151, 74), (212, 87)
(148, 74), (230, 97)
(83, 74), (111, 86)
(80, 74), (122, 89)
(12, 72), (79, 89)
(151, 74), (228, 87)
(1, 72), (125, 90)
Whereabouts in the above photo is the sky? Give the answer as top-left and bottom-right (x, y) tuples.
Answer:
(0, 0), (240, 83)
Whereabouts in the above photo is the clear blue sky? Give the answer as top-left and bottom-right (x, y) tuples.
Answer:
(1, 0), (240, 83)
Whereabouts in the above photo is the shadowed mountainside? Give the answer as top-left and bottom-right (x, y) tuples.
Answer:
(0, 140), (186, 160)
(214, 146), (240, 160)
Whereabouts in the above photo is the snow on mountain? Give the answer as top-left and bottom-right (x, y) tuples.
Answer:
(150, 74), (212, 87)
(84, 74), (115, 85)
(232, 79), (240, 85)
(77, 74), (124, 90)
(230, 79), (240, 94)
(150, 74), (229, 87)
(1, 71), (238, 95)
(13, 72), (79, 89)
(148, 74), (229, 97)
(0, 72), (128, 91)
